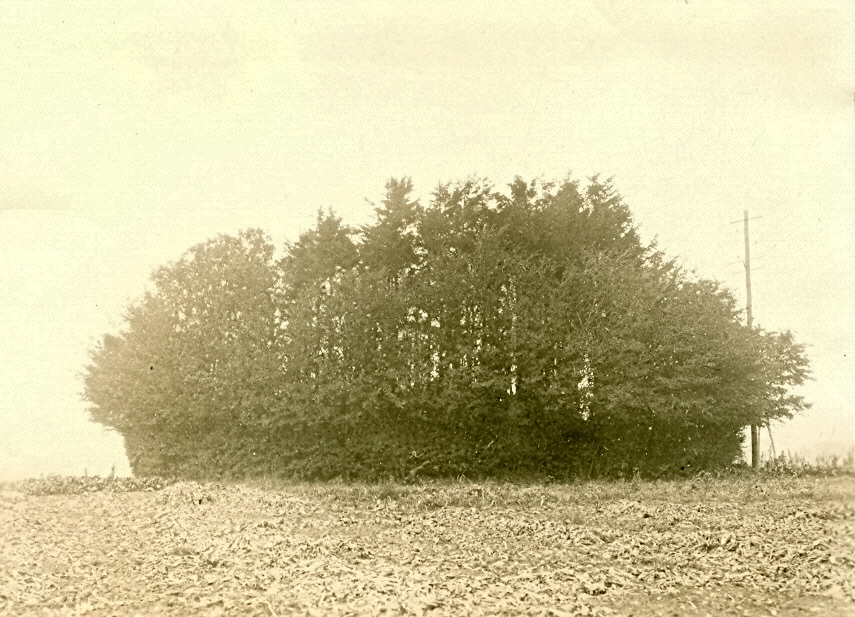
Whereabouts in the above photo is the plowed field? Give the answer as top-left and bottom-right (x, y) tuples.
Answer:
(2, 475), (853, 616)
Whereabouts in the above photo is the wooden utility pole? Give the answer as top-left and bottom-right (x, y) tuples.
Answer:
(743, 210), (760, 469)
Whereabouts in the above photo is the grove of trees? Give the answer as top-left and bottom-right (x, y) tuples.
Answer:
(83, 174), (811, 480)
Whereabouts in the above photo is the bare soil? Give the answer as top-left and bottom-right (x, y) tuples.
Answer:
(1, 475), (853, 616)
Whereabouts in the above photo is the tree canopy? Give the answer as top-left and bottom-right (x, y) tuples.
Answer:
(83, 174), (811, 480)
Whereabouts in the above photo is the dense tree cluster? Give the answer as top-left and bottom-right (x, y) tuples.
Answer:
(84, 175), (811, 480)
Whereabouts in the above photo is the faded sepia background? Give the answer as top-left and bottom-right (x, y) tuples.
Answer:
(1, 1), (852, 480)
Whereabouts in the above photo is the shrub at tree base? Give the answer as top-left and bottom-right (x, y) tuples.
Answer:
(84, 174), (811, 480)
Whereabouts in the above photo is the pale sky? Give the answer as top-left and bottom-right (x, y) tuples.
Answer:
(1, 1), (853, 481)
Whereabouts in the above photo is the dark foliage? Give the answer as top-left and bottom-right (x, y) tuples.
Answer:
(83, 175), (811, 480)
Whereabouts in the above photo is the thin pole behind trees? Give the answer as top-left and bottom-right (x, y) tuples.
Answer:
(742, 210), (760, 469)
